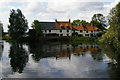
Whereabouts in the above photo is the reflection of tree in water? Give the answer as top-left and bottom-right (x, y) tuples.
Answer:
(0, 43), (3, 60)
(102, 45), (120, 78)
(9, 42), (28, 73)
(28, 42), (44, 62)
(28, 42), (72, 62)
(90, 50), (103, 61)
(28, 42), (104, 63)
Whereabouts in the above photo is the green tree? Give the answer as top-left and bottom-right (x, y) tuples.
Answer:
(31, 20), (42, 37)
(99, 2), (120, 48)
(80, 20), (90, 26)
(72, 19), (90, 26)
(8, 9), (28, 40)
(0, 21), (4, 37)
(91, 14), (107, 30)
(71, 19), (81, 25)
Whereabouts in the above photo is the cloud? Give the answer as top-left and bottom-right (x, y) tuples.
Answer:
(0, 0), (119, 32)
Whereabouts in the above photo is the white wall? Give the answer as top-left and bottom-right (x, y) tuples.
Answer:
(43, 30), (73, 36)
(42, 30), (100, 37)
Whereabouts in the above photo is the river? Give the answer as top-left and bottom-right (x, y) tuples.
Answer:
(1, 41), (120, 78)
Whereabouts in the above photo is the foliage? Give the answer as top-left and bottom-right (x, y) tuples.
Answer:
(9, 42), (28, 73)
(2, 34), (11, 40)
(99, 2), (120, 48)
(72, 19), (90, 26)
(100, 44), (120, 78)
(8, 9), (28, 40)
(28, 29), (36, 41)
(31, 20), (42, 37)
(91, 13), (107, 30)
(97, 31), (106, 37)
(0, 21), (4, 37)
(69, 37), (97, 43)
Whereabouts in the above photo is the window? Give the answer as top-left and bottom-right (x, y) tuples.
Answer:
(67, 26), (70, 29)
(79, 34), (83, 37)
(97, 29), (100, 31)
(67, 34), (69, 36)
(60, 34), (63, 36)
(73, 30), (75, 33)
(91, 31), (93, 32)
(85, 34), (89, 36)
(60, 30), (62, 32)
(86, 46), (88, 49)
(80, 30), (82, 32)
(67, 30), (69, 32)
(61, 26), (65, 29)
(49, 30), (51, 32)
(44, 30), (46, 32)
(91, 45), (93, 48)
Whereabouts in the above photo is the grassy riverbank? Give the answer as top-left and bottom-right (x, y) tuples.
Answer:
(69, 37), (97, 43)
(4, 35), (98, 44)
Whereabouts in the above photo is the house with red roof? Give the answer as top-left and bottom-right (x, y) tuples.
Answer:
(41, 19), (102, 37)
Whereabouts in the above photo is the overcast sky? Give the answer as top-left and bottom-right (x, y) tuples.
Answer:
(0, 0), (119, 32)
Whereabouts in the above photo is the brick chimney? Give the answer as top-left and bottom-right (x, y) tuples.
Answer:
(55, 19), (57, 22)
(69, 19), (70, 23)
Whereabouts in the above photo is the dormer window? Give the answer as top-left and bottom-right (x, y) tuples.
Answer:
(67, 26), (70, 29)
(97, 29), (100, 31)
(61, 26), (65, 29)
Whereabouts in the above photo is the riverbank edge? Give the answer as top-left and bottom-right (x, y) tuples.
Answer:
(5, 37), (98, 44)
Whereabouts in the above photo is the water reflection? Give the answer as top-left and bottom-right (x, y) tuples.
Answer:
(0, 41), (3, 60)
(28, 42), (102, 62)
(101, 45), (120, 78)
(2, 41), (120, 78)
(9, 42), (28, 73)
(0, 41), (3, 79)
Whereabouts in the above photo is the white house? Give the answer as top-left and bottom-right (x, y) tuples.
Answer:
(39, 19), (102, 37)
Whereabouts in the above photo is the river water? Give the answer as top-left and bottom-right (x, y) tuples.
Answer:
(1, 41), (120, 78)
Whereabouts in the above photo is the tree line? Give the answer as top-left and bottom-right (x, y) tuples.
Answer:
(1, 1), (120, 43)
(71, 13), (107, 30)
(99, 2), (120, 48)
(2, 9), (106, 40)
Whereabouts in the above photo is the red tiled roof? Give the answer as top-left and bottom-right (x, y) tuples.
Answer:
(72, 25), (85, 30)
(54, 19), (101, 31)
(55, 21), (72, 29)
(85, 26), (101, 31)
(72, 25), (101, 31)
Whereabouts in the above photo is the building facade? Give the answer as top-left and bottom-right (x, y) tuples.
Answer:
(40, 19), (102, 37)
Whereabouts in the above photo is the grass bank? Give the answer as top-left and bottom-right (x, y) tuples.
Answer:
(68, 37), (98, 43)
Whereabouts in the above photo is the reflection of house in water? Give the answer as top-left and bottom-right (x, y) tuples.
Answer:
(56, 50), (71, 60)
(55, 44), (100, 60)
(72, 44), (99, 54)
(34, 43), (100, 60)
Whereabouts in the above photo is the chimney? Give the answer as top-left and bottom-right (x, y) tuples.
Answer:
(55, 19), (57, 22)
(69, 19), (70, 23)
